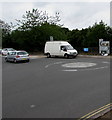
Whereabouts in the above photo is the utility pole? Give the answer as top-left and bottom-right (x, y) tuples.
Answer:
(50, 36), (53, 41)
(110, 1), (112, 27)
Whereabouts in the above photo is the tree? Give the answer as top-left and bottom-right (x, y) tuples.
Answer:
(86, 21), (108, 47)
(16, 9), (61, 30)
(67, 21), (112, 54)
(68, 28), (88, 49)
(0, 19), (11, 36)
(0, 19), (13, 48)
(10, 23), (67, 52)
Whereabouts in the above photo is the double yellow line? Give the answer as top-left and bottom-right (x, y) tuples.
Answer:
(78, 103), (112, 120)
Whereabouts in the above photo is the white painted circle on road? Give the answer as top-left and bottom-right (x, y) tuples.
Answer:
(62, 62), (96, 68)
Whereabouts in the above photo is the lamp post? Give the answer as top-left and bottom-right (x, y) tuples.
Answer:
(110, 1), (112, 27)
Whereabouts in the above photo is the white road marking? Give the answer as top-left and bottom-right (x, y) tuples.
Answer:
(30, 105), (36, 108)
(80, 66), (108, 71)
(63, 69), (78, 72)
(45, 62), (63, 68)
(102, 61), (110, 64)
(62, 66), (108, 72)
(62, 62), (96, 68)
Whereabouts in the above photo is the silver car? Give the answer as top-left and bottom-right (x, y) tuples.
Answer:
(2, 48), (16, 55)
(5, 51), (30, 63)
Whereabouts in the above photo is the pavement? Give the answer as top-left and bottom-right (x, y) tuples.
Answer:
(29, 55), (45, 59)
(29, 54), (112, 59)
(78, 55), (112, 59)
(0, 54), (112, 59)
(95, 110), (112, 120)
(79, 103), (112, 120)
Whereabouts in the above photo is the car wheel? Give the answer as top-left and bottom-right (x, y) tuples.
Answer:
(27, 59), (30, 62)
(47, 53), (51, 58)
(64, 54), (69, 59)
(13, 59), (17, 63)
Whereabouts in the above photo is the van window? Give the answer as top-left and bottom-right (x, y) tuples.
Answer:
(61, 45), (74, 51)
(66, 45), (74, 50)
(60, 46), (66, 50)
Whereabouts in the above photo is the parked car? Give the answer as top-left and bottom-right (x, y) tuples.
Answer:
(1, 48), (16, 55)
(5, 51), (30, 63)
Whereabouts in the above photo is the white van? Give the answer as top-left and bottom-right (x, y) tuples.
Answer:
(44, 41), (78, 58)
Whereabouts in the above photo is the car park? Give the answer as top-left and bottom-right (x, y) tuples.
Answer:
(5, 51), (30, 63)
(1, 48), (16, 55)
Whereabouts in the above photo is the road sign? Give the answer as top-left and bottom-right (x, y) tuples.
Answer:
(99, 39), (110, 55)
(83, 48), (89, 52)
(50, 36), (53, 41)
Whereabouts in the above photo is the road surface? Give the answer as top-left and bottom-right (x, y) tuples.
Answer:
(2, 56), (110, 118)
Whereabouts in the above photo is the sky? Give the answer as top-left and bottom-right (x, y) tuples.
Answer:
(0, 0), (111, 30)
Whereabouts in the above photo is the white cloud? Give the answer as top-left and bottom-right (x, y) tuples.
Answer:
(0, 0), (112, 2)
(1, 2), (110, 30)
(36, 2), (110, 29)
(0, 3), (2, 19)
(1, 2), (35, 23)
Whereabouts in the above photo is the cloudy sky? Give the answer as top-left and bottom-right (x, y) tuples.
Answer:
(0, 0), (111, 30)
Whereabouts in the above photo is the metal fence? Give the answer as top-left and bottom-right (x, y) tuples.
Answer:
(75, 47), (99, 54)
(76, 47), (112, 55)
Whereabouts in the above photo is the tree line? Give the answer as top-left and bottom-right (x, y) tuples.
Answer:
(1, 8), (112, 53)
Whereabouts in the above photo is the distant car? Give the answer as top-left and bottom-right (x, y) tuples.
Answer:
(5, 51), (30, 63)
(1, 48), (16, 55)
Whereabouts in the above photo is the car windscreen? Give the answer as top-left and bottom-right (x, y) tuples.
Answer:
(66, 45), (74, 50)
(8, 48), (15, 51)
(17, 52), (28, 55)
(9, 52), (16, 55)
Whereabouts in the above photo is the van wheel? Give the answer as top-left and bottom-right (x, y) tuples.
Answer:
(47, 53), (51, 58)
(64, 54), (69, 59)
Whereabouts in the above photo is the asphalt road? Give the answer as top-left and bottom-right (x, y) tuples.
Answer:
(2, 56), (110, 118)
